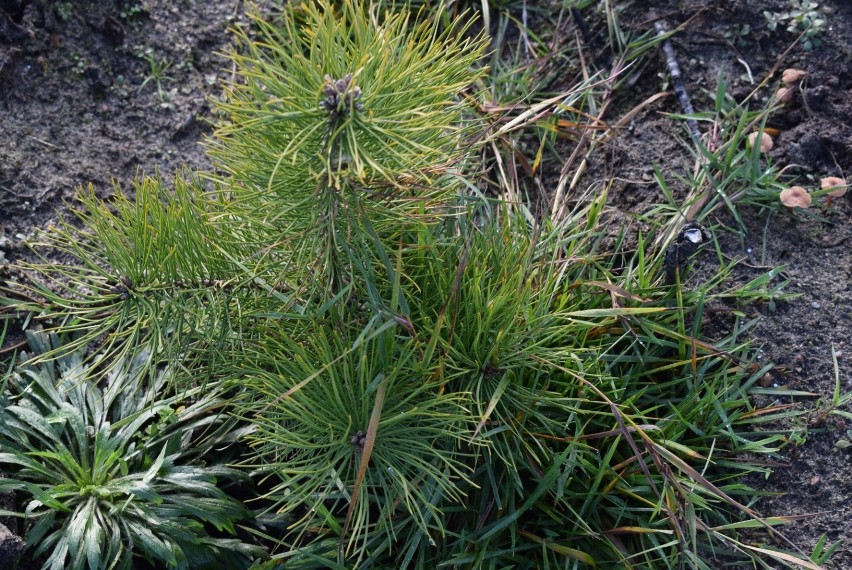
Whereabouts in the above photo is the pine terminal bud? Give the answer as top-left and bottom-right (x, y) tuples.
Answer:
(319, 73), (362, 119)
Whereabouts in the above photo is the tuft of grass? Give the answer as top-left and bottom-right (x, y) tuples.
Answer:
(139, 52), (174, 102)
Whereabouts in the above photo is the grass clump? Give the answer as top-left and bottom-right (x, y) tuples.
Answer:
(0, 1), (829, 568)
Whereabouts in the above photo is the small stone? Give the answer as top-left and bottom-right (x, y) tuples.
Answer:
(811, 301), (821, 309)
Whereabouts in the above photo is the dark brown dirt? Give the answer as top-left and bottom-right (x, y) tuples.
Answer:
(0, 0), (242, 257)
(1, 0), (850, 568)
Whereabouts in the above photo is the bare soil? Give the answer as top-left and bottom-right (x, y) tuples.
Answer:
(1, 0), (850, 567)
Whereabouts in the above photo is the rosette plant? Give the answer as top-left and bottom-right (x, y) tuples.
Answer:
(0, 333), (263, 570)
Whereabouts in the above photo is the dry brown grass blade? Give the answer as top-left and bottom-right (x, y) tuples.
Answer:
(339, 374), (388, 559)
(551, 55), (629, 220)
(538, 358), (687, 541)
(708, 512), (819, 532)
(647, 439), (818, 562)
(0, 338), (27, 356)
(254, 351), (349, 416)
(737, 544), (825, 570)
(597, 91), (672, 144)
(529, 424), (662, 443)
(539, 352), (816, 561)
(585, 280), (653, 303)
(739, 403), (798, 419)
(483, 73), (617, 141)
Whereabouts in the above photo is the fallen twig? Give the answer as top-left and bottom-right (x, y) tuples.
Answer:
(655, 20), (701, 141)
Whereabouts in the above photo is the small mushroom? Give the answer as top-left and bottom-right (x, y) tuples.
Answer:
(775, 86), (795, 104)
(779, 186), (812, 211)
(820, 176), (847, 207)
(747, 131), (773, 153)
(781, 68), (807, 85)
